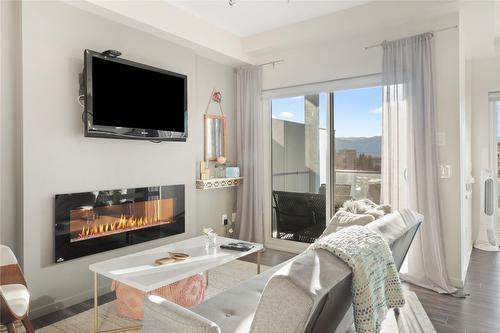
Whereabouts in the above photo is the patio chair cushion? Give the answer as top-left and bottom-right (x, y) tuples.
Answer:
(0, 284), (30, 317)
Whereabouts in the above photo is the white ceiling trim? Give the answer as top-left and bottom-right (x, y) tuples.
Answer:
(168, 0), (373, 37)
(64, 0), (255, 66)
(242, 1), (459, 56)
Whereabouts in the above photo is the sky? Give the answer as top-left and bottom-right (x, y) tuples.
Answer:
(271, 86), (382, 137)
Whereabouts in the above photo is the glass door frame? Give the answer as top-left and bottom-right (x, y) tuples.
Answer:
(262, 74), (382, 253)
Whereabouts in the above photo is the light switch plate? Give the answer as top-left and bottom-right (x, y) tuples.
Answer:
(437, 132), (446, 146)
(439, 164), (452, 178)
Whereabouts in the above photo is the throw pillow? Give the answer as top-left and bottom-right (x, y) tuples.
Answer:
(320, 210), (375, 238)
(341, 199), (392, 219)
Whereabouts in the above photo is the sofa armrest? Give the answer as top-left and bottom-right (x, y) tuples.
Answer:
(250, 275), (314, 333)
(143, 295), (221, 333)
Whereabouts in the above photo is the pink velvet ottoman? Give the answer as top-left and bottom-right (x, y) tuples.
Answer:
(112, 272), (207, 320)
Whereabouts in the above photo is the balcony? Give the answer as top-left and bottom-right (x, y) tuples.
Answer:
(334, 169), (381, 205)
(272, 169), (381, 243)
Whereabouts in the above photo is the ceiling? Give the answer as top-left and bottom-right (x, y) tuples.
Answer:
(168, 0), (373, 37)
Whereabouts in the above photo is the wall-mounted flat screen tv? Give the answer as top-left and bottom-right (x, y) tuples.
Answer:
(83, 49), (187, 141)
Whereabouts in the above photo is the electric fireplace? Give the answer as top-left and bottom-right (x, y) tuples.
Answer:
(54, 185), (185, 263)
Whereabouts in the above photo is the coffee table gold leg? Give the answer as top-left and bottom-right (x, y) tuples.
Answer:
(257, 251), (261, 274)
(94, 272), (98, 333)
(92, 273), (143, 333)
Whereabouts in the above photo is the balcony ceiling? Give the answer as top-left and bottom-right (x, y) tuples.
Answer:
(168, 0), (373, 37)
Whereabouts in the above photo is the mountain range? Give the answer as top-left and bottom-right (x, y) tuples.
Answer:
(335, 136), (381, 157)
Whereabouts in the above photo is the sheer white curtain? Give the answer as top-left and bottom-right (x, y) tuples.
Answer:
(235, 66), (265, 243)
(381, 33), (457, 294)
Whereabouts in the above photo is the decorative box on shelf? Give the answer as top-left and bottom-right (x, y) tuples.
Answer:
(196, 177), (243, 190)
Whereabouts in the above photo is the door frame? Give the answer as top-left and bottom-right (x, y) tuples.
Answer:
(489, 92), (500, 241)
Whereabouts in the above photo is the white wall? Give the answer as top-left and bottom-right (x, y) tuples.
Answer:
(255, 14), (468, 287)
(195, 56), (237, 236)
(471, 56), (500, 241)
(0, 0), (23, 260)
(18, 1), (236, 317)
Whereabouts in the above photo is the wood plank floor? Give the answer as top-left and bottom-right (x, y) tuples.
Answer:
(407, 249), (500, 333)
(31, 248), (499, 332)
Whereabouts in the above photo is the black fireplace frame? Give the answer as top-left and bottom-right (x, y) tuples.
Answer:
(54, 184), (185, 263)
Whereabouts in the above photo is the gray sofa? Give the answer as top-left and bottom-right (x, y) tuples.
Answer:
(143, 210), (422, 333)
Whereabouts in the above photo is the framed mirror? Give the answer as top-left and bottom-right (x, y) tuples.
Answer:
(204, 114), (226, 161)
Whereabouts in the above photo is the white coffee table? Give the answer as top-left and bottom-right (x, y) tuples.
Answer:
(89, 236), (263, 333)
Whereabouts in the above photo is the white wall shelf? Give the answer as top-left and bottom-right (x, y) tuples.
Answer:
(196, 177), (243, 190)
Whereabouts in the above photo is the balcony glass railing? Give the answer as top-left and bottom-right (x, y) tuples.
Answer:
(271, 169), (381, 243)
(335, 169), (381, 204)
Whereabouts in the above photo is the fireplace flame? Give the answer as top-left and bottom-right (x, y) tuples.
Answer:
(77, 214), (162, 240)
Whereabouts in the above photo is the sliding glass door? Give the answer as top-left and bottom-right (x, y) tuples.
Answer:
(333, 87), (383, 211)
(267, 83), (382, 249)
(271, 94), (328, 243)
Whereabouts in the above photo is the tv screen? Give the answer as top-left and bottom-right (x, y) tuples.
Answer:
(83, 49), (187, 141)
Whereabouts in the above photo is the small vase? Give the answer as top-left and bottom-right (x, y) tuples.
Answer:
(205, 233), (217, 249)
(216, 166), (226, 178)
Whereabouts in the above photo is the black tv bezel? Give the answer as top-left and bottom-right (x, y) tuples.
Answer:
(83, 49), (188, 142)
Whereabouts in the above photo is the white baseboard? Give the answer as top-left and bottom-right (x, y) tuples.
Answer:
(449, 277), (465, 289)
(29, 281), (112, 319)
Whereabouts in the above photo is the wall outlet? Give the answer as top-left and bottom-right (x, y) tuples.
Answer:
(222, 214), (228, 226)
(231, 212), (236, 222)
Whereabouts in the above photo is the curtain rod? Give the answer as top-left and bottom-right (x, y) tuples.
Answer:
(364, 24), (458, 50)
(257, 59), (284, 68)
(261, 72), (381, 93)
(237, 59), (284, 71)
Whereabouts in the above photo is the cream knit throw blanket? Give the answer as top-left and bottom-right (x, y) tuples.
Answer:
(308, 225), (405, 333)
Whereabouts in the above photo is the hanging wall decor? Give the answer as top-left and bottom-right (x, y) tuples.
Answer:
(204, 88), (227, 161)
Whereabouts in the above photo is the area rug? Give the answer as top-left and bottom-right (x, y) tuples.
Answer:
(14, 260), (435, 333)
(32, 260), (270, 333)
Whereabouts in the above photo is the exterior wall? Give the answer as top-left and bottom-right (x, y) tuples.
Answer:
(272, 119), (309, 192)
